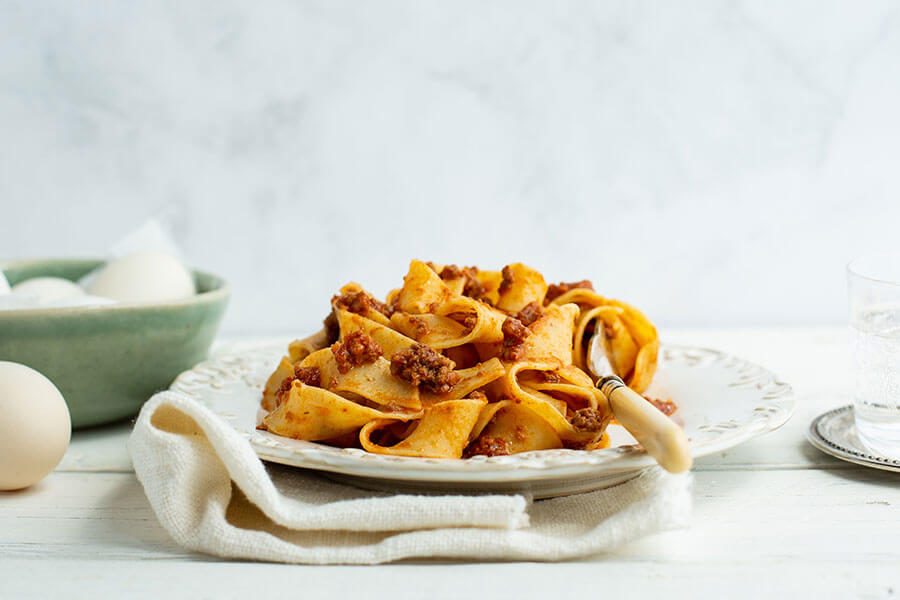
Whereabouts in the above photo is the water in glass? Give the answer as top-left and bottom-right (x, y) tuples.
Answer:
(852, 306), (900, 456)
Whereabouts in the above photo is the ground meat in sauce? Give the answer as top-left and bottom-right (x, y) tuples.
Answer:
(277, 365), (321, 403)
(498, 265), (515, 295)
(538, 370), (560, 383)
(331, 331), (383, 374)
(406, 316), (431, 339)
(389, 293), (401, 314)
(446, 311), (477, 331)
(562, 439), (589, 450)
(516, 301), (543, 327)
(277, 377), (294, 402)
(332, 290), (393, 318)
(293, 365), (321, 387)
(645, 397), (677, 416)
(501, 317), (531, 361)
(545, 279), (595, 303)
(439, 264), (487, 300)
(464, 436), (511, 458)
(437, 264), (463, 279)
(323, 311), (340, 344)
(571, 407), (607, 433)
(514, 426), (529, 443)
(390, 343), (460, 393)
(466, 390), (488, 401)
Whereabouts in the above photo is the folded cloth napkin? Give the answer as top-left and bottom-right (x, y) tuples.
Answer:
(129, 390), (692, 564)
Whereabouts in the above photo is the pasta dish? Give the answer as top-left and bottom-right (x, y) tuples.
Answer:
(259, 260), (660, 458)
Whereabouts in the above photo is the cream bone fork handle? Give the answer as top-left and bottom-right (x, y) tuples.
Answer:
(587, 333), (693, 473)
(595, 375), (692, 473)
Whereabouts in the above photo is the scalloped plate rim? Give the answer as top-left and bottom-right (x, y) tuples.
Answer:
(171, 341), (795, 483)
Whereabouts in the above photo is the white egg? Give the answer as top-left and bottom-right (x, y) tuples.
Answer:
(88, 251), (196, 303)
(0, 362), (71, 490)
(0, 271), (10, 295)
(45, 294), (117, 309)
(0, 294), (42, 311)
(11, 277), (86, 305)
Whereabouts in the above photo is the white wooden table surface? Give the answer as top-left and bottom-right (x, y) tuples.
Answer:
(2, 328), (899, 599)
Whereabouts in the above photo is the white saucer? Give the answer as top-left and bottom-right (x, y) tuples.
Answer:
(807, 406), (900, 472)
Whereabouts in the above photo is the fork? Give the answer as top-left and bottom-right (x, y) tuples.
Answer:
(588, 333), (693, 473)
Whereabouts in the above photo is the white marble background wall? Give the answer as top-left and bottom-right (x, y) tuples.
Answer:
(2, 1), (899, 334)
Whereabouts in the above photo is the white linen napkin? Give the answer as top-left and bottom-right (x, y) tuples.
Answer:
(128, 390), (692, 564)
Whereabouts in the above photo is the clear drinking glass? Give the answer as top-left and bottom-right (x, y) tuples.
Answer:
(848, 253), (900, 458)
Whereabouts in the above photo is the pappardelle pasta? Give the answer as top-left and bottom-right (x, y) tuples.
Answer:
(258, 260), (660, 459)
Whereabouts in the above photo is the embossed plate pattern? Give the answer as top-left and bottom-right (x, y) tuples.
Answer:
(169, 342), (795, 495)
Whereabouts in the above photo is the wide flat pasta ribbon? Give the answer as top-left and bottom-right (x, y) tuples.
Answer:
(262, 356), (295, 412)
(394, 260), (453, 315)
(550, 288), (659, 393)
(336, 309), (416, 357)
(476, 401), (563, 454)
(519, 303), (579, 365)
(300, 346), (422, 412)
(421, 358), (505, 404)
(359, 396), (488, 458)
(261, 383), (421, 442)
(495, 263), (547, 314)
(496, 361), (610, 448)
(391, 261), (508, 348)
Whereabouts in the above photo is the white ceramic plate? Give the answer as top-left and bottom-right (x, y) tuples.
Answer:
(171, 341), (795, 498)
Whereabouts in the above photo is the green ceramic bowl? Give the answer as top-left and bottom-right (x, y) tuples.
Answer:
(0, 258), (230, 428)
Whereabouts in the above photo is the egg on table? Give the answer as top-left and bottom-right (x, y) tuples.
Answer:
(11, 277), (85, 305)
(88, 251), (195, 303)
(0, 361), (71, 491)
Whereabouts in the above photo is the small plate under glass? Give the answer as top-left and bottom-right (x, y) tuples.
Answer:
(807, 406), (900, 472)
